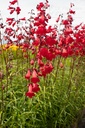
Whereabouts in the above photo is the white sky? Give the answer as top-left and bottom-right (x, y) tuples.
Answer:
(0, 0), (85, 26)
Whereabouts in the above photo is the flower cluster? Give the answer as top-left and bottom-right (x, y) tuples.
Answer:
(0, 0), (85, 98)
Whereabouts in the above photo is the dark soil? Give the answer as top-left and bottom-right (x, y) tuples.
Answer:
(71, 108), (85, 128)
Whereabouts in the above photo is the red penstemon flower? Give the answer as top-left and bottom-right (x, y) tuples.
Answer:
(10, 0), (18, 5)
(36, 2), (44, 11)
(46, 36), (56, 46)
(25, 69), (31, 80)
(30, 59), (34, 65)
(69, 9), (75, 14)
(32, 83), (40, 93)
(62, 20), (69, 25)
(56, 15), (60, 22)
(15, 6), (21, 14)
(10, 9), (15, 14)
(26, 84), (35, 98)
(5, 0), (85, 99)
(19, 17), (26, 21)
(39, 47), (48, 58)
(31, 69), (40, 83)
(38, 58), (44, 67)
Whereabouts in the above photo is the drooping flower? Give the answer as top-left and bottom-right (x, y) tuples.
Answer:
(69, 9), (75, 14)
(15, 6), (21, 15)
(10, 9), (15, 14)
(26, 84), (35, 98)
(46, 36), (56, 46)
(56, 15), (60, 22)
(35, 25), (46, 35)
(12, 21), (16, 27)
(9, 0), (18, 5)
(19, 17), (26, 21)
(62, 20), (69, 25)
(32, 83), (40, 93)
(39, 47), (48, 58)
(6, 18), (14, 22)
(36, 2), (44, 11)
(30, 59), (34, 65)
(33, 37), (40, 46)
(39, 63), (53, 77)
(8, 6), (15, 10)
(25, 69), (31, 80)
(61, 48), (68, 57)
(38, 58), (44, 67)
(31, 69), (40, 83)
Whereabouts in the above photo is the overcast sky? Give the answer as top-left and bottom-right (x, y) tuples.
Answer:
(0, 0), (85, 26)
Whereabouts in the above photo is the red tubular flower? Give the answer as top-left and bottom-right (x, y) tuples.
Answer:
(15, 7), (21, 14)
(36, 25), (46, 35)
(5, 28), (13, 35)
(46, 36), (56, 46)
(22, 43), (29, 49)
(45, 63), (54, 74)
(25, 69), (31, 80)
(39, 15), (47, 24)
(30, 59), (34, 65)
(46, 14), (51, 20)
(61, 48), (68, 57)
(32, 83), (40, 93)
(46, 51), (55, 61)
(6, 18), (14, 22)
(12, 21), (16, 27)
(36, 2), (44, 11)
(8, 21), (13, 25)
(33, 37), (40, 46)
(38, 58), (44, 67)
(19, 17), (26, 21)
(75, 23), (82, 30)
(10, 9), (15, 14)
(8, 6), (14, 10)
(26, 84), (35, 98)
(62, 20), (69, 25)
(31, 69), (40, 83)
(40, 63), (53, 77)
(64, 27), (73, 35)
(69, 9), (75, 14)
(40, 47), (48, 58)
(17, 34), (24, 40)
(56, 15), (60, 22)
(46, 26), (52, 33)
(66, 35), (74, 44)
(40, 66), (46, 77)
(10, 0), (17, 5)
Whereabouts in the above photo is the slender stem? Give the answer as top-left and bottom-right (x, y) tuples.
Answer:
(61, 58), (66, 86)
(0, 77), (4, 127)
(68, 56), (75, 96)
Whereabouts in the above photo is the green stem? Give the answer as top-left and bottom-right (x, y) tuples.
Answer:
(68, 56), (76, 96)
(61, 58), (66, 86)
(0, 78), (4, 127)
